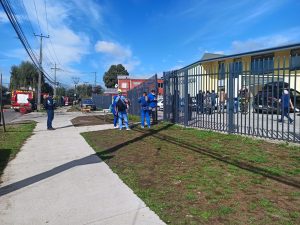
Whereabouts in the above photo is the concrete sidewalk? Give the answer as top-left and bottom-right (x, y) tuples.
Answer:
(0, 110), (165, 225)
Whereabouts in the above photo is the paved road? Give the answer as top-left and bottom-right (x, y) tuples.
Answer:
(1, 109), (21, 124)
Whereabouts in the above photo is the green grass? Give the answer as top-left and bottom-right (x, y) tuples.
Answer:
(0, 122), (36, 177)
(82, 122), (300, 225)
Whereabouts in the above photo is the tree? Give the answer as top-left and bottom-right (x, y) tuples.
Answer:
(56, 86), (66, 96)
(9, 61), (42, 90)
(76, 84), (93, 98)
(66, 88), (75, 98)
(93, 85), (104, 95)
(42, 82), (53, 95)
(103, 64), (129, 88)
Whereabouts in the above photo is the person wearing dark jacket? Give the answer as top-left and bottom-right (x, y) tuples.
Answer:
(138, 92), (150, 128)
(44, 93), (55, 130)
(148, 89), (157, 124)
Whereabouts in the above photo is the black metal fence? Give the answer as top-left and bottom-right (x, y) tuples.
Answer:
(92, 94), (112, 109)
(127, 74), (158, 116)
(163, 55), (300, 143)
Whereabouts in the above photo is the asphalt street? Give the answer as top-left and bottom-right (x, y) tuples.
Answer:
(1, 108), (21, 124)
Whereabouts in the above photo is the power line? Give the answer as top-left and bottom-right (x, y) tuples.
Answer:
(0, 0), (55, 85)
(33, 0), (42, 34)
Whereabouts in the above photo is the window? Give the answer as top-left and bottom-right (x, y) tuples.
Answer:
(291, 48), (300, 70)
(121, 82), (127, 88)
(133, 82), (141, 86)
(218, 61), (225, 80)
(233, 58), (242, 78)
(158, 83), (163, 88)
(251, 54), (274, 74)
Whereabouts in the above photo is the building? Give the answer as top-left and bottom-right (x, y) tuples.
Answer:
(184, 43), (300, 97)
(117, 75), (164, 97)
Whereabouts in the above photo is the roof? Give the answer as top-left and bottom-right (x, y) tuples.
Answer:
(181, 42), (300, 70)
(200, 53), (225, 61)
(103, 88), (118, 94)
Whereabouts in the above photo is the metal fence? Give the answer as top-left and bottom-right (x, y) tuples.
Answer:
(163, 56), (300, 143)
(127, 74), (158, 116)
(92, 94), (112, 109)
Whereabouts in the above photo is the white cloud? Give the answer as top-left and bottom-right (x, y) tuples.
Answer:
(95, 40), (140, 72)
(95, 41), (131, 60)
(8, 1), (91, 76)
(0, 11), (8, 23)
(230, 30), (300, 54)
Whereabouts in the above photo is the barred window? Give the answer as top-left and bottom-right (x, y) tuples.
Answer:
(291, 48), (300, 70)
(251, 54), (274, 74)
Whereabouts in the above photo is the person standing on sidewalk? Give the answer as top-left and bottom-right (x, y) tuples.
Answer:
(279, 89), (294, 124)
(115, 89), (130, 130)
(111, 95), (118, 129)
(148, 89), (157, 124)
(44, 93), (55, 130)
(138, 92), (150, 128)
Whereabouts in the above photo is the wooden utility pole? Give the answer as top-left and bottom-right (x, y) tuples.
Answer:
(34, 33), (49, 110)
(51, 63), (60, 97)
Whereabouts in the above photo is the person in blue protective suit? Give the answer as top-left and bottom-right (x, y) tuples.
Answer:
(44, 93), (55, 130)
(138, 92), (150, 128)
(148, 89), (157, 125)
(114, 89), (130, 130)
(279, 89), (294, 124)
(111, 95), (118, 128)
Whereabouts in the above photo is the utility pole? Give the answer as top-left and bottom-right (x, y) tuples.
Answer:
(94, 72), (97, 87)
(34, 33), (49, 111)
(51, 63), (60, 97)
(72, 77), (80, 104)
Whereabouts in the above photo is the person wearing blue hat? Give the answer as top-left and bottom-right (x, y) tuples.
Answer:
(114, 89), (130, 130)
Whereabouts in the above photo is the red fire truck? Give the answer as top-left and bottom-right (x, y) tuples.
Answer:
(11, 90), (34, 113)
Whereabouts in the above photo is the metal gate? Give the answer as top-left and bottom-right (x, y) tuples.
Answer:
(127, 74), (158, 117)
(164, 55), (300, 142)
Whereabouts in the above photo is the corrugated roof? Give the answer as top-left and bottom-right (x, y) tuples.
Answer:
(200, 53), (225, 61)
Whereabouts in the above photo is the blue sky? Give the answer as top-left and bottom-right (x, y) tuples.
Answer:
(0, 0), (300, 88)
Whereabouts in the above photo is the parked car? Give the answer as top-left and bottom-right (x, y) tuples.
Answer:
(253, 81), (300, 113)
(81, 98), (96, 110)
(157, 99), (164, 111)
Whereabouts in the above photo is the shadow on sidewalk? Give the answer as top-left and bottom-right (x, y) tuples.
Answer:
(0, 154), (102, 197)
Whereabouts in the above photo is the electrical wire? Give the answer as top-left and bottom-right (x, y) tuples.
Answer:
(0, 0), (55, 85)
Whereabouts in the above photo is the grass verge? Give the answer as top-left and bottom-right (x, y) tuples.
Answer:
(82, 122), (300, 225)
(0, 122), (36, 178)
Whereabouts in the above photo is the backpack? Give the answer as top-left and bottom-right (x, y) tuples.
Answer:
(116, 97), (127, 111)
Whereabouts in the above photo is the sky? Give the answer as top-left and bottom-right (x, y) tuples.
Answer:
(0, 0), (300, 88)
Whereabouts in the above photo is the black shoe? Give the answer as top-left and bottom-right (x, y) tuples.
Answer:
(47, 127), (55, 130)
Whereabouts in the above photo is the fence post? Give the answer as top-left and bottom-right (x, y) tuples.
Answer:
(184, 69), (189, 127)
(228, 63), (234, 133)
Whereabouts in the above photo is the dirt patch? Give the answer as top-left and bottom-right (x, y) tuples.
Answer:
(71, 115), (114, 127)
(82, 123), (300, 225)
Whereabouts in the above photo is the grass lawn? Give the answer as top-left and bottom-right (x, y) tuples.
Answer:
(0, 122), (36, 178)
(82, 122), (300, 225)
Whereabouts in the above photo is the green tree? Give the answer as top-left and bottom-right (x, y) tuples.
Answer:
(9, 61), (42, 90)
(66, 88), (75, 98)
(76, 84), (93, 98)
(93, 85), (104, 95)
(42, 82), (54, 95)
(56, 86), (66, 96)
(103, 64), (129, 88)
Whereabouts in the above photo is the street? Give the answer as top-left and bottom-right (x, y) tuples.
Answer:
(1, 109), (21, 124)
